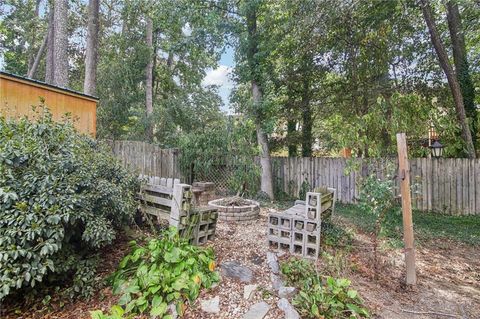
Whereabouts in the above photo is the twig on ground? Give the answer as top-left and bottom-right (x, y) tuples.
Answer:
(401, 308), (458, 318)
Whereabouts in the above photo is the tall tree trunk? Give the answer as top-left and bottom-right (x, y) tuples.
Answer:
(420, 0), (476, 158)
(246, 4), (274, 199)
(27, 32), (48, 79)
(446, 1), (477, 147)
(45, 7), (54, 84)
(52, 0), (69, 87)
(301, 77), (313, 157)
(27, 0), (42, 74)
(253, 81), (274, 199)
(145, 17), (154, 116)
(84, 0), (100, 95)
(287, 118), (297, 157)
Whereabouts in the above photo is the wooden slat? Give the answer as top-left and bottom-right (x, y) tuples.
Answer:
(142, 184), (173, 195)
(444, 159), (451, 213)
(139, 194), (173, 207)
(474, 159), (480, 215)
(469, 159), (475, 215)
(141, 205), (170, 221)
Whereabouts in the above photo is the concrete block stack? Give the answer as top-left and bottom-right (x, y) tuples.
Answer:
(267, 189), (335, 260)
(192, 182), (216, 206)
(193, 206), (218, 245)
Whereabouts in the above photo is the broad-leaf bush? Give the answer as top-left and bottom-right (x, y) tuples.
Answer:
(281, 257), (369, 319)
(110, 228), (219, 318)
(0, 109), (139, 300)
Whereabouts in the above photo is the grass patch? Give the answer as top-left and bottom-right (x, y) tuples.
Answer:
(335, 203), (480, 246)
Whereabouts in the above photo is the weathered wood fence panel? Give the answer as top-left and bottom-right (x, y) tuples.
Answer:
(109, 140), (182, 180)
(108, 141), (479, 215)
(271, 157), (479, 215)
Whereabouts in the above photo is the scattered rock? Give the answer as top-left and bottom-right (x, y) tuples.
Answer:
(278, 286), (296, 298)
(271, 273), (284, 291)
(276, 251), (286, 258)
(250, 252), (264, 265)
(277, 298), (300, 319)
(266, 252), (279, 274)
(244, 284), (258, 300)
(200, 296), (220, 314)
(221, 261), (254, 283)
(167, 303), (178, 319)
(242, 301), (270, 319)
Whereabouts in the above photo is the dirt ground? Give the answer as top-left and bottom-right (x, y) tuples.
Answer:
(2, 206), (479, 319)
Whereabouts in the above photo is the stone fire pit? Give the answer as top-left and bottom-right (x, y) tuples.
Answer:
(208, 196), (260, 222)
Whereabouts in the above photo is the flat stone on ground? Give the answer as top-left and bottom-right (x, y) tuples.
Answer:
(200, 296), (220, 314)
(277, 298), (300, 319)
(221, 261), (254, 283)
(278, 286), (296, 298)
(266, 252), (279, 274)
(271, 273), (284, 291)
(242, 301), (270, 319)
(244, 284), (258, 300)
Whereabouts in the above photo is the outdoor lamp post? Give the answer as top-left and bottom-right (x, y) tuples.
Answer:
(430, 140), (444, 158)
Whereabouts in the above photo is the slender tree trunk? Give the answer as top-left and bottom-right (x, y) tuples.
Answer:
(45, 7), (54, 84)
(145, 17), (154, 116)
(420, 0), (476, 158)
(84, 0), (100, 95)
(27, 0), (42, 74)
(301, 78), (313, 157)
(246, 5), (274, 199)
(287, 119), (297, 157)
(52, 0), (69, 87)
(253, 81), (274, 199)
(28, 32), (48, 79)
(446, 1), (477, 147)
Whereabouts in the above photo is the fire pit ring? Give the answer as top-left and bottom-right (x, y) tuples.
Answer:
(208, 197), (260, 222)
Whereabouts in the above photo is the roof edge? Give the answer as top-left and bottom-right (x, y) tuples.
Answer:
(0, 71), (99, 102)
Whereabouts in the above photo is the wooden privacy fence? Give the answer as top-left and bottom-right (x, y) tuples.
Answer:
(109, 140), (182, 179)
(272, 157), (480, 216)
(108, 141), (479, 215)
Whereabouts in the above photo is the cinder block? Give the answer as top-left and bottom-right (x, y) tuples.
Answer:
(291, 243), (304, 256)
(305, 192), (321, 221)
(293, 232), (304, 244)
(279, 217), (292, 230)
(280, 230), (292, 240)
(305, 221), (319, 232)
(268, 239), (279, 250)
(305, 246), (319, 260)
(279, 242), (292, 253)
(268, 215), (280, 226)
(198, 223), (208, 233)
(268, 227), (279, 236)
(306, 233), (320, 246)
(293, 218), (305, 231)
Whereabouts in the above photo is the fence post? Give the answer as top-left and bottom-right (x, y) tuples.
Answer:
(396, 133), (417, 285)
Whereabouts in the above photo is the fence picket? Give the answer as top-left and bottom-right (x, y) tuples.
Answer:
(109, 140), (478, 215)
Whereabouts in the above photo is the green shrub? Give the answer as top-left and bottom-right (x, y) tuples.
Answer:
(90, 305), (127, 319)
(281, 257), (369, 319)
(109, 228), (219, 318)
(0, 108), (139, 300)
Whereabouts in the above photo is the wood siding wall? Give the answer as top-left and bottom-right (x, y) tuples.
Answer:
(110, 141), (479, 215)
(0, 74), (97, 135)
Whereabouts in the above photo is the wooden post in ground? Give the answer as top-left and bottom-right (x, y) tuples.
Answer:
(396, 133), (417, 285)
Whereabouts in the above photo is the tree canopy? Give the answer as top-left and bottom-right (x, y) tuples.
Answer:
(1, 0), (479, 158)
